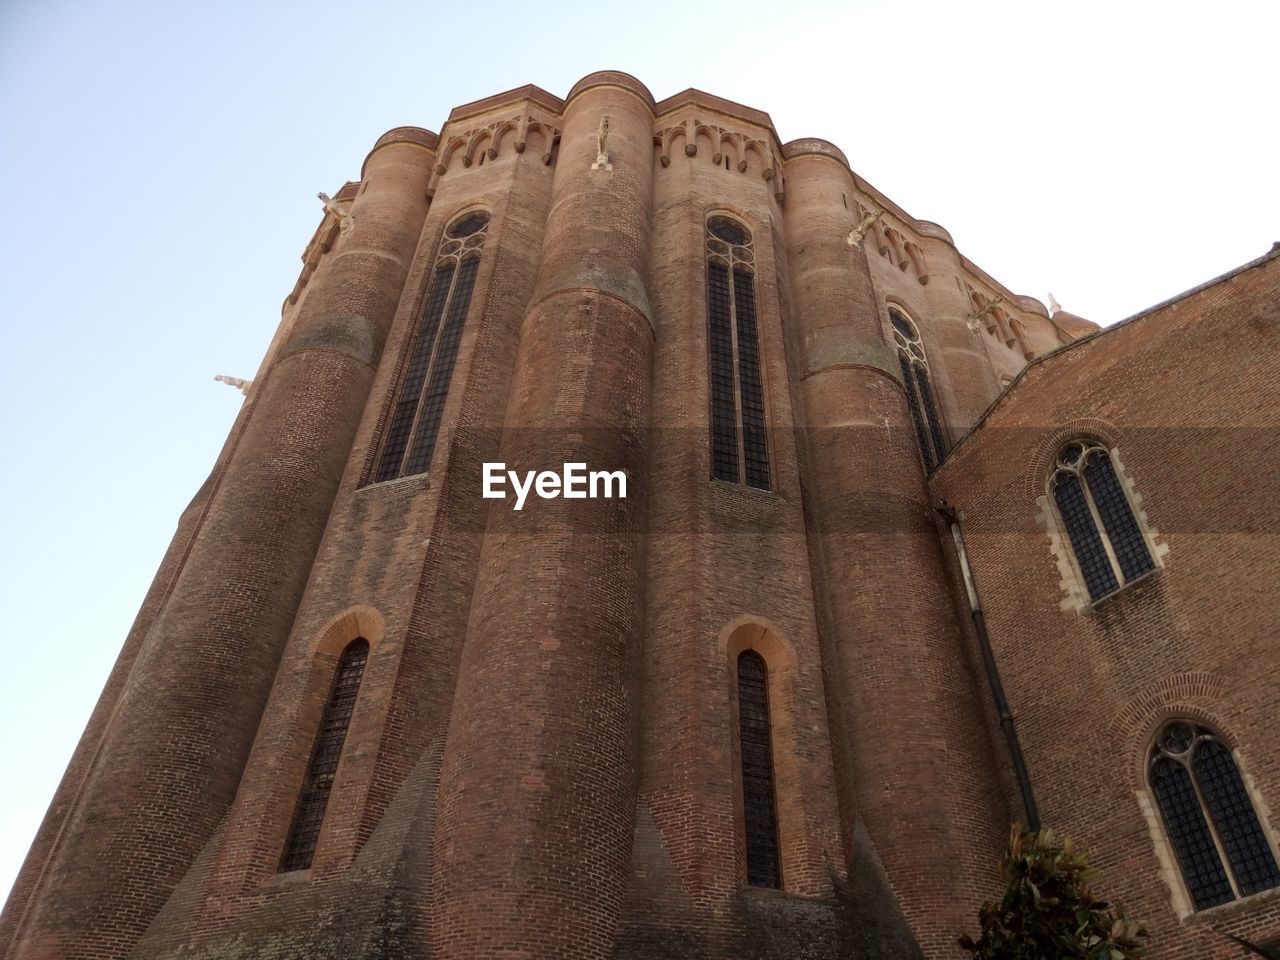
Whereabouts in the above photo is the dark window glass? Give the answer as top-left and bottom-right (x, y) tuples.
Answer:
(376, 262), (455, 482)
(374, 214), (488, 482)
(734, 268), (769, 489)
(914, 363), (948, 466)
(707, 260), (739, 483)
(1053, 471), (1119, 600)
(890, 313), (915, 338)
(709, 217), (748, 244)
(737, 650), (780, 888)
(281, 639), (369, 872)
(890, 310), (946, 473)
(404, 256), (479, 475)
(1083, 451), (1155, 583)
(705, 217), (769, 489)
(1052, 442), (1156, 601)
(1196, 740), (1280, 896)
(1149, 722), (1280, 909)
(1151, 755), (1235, 909)
(447, 211), (489, 238)
(899, 355), (935, 474)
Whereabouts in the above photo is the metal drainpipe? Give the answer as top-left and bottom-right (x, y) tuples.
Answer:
(937, 502), (1041, 833)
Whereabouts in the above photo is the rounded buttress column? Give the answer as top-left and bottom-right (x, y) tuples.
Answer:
(9, 130), (434, 960)
(431, 72), (655, 960)
(783, 142), (1007, 959)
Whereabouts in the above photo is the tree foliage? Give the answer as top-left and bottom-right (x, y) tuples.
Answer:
(959, 825), (1148, 960)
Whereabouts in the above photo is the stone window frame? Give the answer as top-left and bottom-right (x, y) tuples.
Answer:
(279, 636), (371, 873)
(888, 307), (949, 473)
(1138, 717), (1280, 918)
(704, 212), (772, 491)
(724, 620), (804, 893)
(1041, 439), (1165, 611)
(265, 605), (385, 881)
(369, 207), (491, 484)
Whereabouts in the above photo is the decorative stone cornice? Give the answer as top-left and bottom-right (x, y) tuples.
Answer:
(446, 84), (564, 125)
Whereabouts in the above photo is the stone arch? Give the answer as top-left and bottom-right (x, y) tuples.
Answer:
(435, 135), (468, 174)
(524, 121), (559, 164)
(903, 240), (929, 284)
(1008, 316), (1032, 358)
(1113, 681), (1233, 788)
(493, 118), (521, 157)
(882, 225), (906, 264)
(663, 125), (688, 159)
(463, 128), (494, 167)
(695, 124), (718, 159)
(720, 617), (810, 892)
(743, 139), (769, 176)
(1023, 418), (1121, 503)
(714, 131), (743, 171)
(1120, 702), (1280, 917)
(311, 604), (386, 658)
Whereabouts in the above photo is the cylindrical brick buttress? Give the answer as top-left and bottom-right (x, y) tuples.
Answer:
(781, 142), (1007, 960)
(7, 130), (434, 960)
(431, 72), (655, 960)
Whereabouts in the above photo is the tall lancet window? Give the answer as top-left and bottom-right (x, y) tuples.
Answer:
(1050, 440), (1155, 602)
(1148, 721), (1280, 910)
(706, 216), (770, 489)
(737, 650), (781, 888)
(281, 638), (369, 871)
(890, 310), (947, 473)
(375, 210), (489, 482)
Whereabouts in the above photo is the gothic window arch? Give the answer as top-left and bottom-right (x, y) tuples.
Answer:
(706, 215), (770, 489)
(374, 210), (489, 482)
(1148, 721), (1280, 910)
(281, 638), (370, 871)
(1050, 440), (1155, 602)
(890, 310), (947, 473)
(737, 649), (781, 888)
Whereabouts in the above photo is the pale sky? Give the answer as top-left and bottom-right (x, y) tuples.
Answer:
(0, 0), (1276, 906)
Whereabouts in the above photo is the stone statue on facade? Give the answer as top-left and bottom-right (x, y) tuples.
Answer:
(317, 192), (354, 234)
(592, 117), (612, 171)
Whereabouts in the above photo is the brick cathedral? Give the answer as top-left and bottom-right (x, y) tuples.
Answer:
(3, 72), (1278, 960)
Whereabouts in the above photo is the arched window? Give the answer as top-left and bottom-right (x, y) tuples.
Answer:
(1050, 441), (1155, 602)
(1148, 721), (1280, 910)
(374, 211), (489, 482)
(281, 638), (370, 871)
(737, 649), (780, 888)
(890, 310), (947, 473)
(706, 216), (770, 489)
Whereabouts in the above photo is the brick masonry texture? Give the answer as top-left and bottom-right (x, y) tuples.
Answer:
(1, 71), (1276, 960)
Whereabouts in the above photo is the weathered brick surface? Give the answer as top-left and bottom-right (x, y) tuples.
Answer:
(933, 250), (1280, 959)
(3, 72), (1274, 960)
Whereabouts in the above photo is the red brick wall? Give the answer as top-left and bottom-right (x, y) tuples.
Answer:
(11, 73), (1257, 960)
(934, 251), (1280, 959)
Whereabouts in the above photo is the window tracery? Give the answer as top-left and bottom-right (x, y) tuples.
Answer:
(1050, 441), (1155, 601)
(890, 310), (947, 473)
(706, 216), (770, 488)
(737, 649), (780, 888)
(1148, 721), (1280, 910)
(374, 211), (489, 482)
(281, 638), (370, 872)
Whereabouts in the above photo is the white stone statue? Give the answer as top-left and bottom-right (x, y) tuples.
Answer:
(214, 375), (252, 396)
(1048, 292), (1063, 316)
(317, 192), (354, 234)
(592, 117), (612, 171)
(847, 208), (884, 248)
